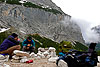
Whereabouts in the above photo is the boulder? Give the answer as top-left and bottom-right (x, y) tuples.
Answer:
(37, 53), (42, 56)
(43, 51), (49, 57)
(48, 57), (59, 63)
(40, 48), (45, 52)
(30, 52), (35, 58)
(41, 54), (45, 59)
(34, 54), (38, 57)
(20, 58), (28, 63)
(11, 59), (20, 63)
(4, 55), (9, 62)
(12, 55), (20, 60)
(49, 47), (56, 52)
(0, 55), (9, 62)
(20, 56), (28, 63)
(46, 55), (51, 59)
(44, 48), (49, 50)
(50, 51), (56, 57)
(13, 50), (30, 57)
(0, 54), (5, 60)
(38, 47), (42, 51)
(58, 60), (68, 67)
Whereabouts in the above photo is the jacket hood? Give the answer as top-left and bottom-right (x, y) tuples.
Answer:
(8, 35), (15, 39)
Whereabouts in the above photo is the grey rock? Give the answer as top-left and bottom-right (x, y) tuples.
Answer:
(0, 0), (85, 44)
(0, 54), (5, 60)
(58, 60), (68, 67)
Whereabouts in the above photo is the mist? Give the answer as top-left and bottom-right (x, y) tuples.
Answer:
(71, 17), (100, 43)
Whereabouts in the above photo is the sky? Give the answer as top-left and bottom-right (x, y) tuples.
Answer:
(52, 0), (100, 43)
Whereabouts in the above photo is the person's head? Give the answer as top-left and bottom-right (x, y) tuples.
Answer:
(89, 42), (97, 50)
(27, 36), (32, 42)
(11, 33), (18, 40)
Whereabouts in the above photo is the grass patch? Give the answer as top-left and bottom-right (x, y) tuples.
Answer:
(0, 31), (10, 45)
(73, 41), (88, 51)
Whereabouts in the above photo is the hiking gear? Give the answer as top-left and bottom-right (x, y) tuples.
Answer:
(57, 51), (98, 67)
(26, 60), (33, 63)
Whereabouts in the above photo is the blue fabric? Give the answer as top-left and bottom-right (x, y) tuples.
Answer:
(1, 53), (9, 56)
(59, 52), (65, 56)
(0, 35), (19, 51)
(22, 39), (35, 47)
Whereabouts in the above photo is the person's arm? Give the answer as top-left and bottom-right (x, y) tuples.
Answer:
(32, 40), (35, 47)
(22, 40), (27, 47)
(8, 37), (20, 45)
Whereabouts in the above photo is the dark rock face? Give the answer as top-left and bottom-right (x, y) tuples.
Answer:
(0, 0), (84, 43)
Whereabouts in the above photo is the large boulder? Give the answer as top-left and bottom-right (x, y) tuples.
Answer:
(57, 60), (68, 67)
(13, 50), (30, 57)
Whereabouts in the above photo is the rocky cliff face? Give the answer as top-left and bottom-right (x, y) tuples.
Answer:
(0, 0), (84, 43)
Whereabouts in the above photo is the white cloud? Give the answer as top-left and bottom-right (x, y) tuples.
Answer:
(72, 18), (99, 43)
(52, 0), (100, 26)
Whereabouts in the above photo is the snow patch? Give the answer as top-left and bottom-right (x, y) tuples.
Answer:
(20, 30), (26, 34)
(0, 28), (10, 33)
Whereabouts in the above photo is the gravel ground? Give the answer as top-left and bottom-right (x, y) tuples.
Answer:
(97, 63), (100, 67)
(3, 58), (100, 67)
(5, 58), (57, 67)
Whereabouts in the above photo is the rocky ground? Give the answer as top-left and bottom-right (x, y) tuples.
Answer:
(97, 63), (100, 67)
(1, 58), (100, 67)
(5, 58), (57, 67)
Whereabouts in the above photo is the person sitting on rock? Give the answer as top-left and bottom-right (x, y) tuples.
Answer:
(22, 36), (35, 53)
(0, 33), (21, 56)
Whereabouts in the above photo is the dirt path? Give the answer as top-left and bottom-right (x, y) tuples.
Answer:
(5, 59), (57, 67)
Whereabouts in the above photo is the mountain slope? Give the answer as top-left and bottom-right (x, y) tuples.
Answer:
(0, 0), (84, 44)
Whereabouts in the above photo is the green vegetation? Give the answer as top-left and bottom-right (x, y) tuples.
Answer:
(0, 0), (62, 14)
(0, 0), (21, 5)
(0, 31), (10, 45)
(97, 51), (100, 56)
(0, 0), (4, 2)
(73, 41), (88, 51)
(24, 2), (62, 14)
(96, 43), (100, 56)
(59, 41), (73, 52)
(59, 41), (88, 53)
(6, 0), (21, 5)
(95, 43), (100, 51)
